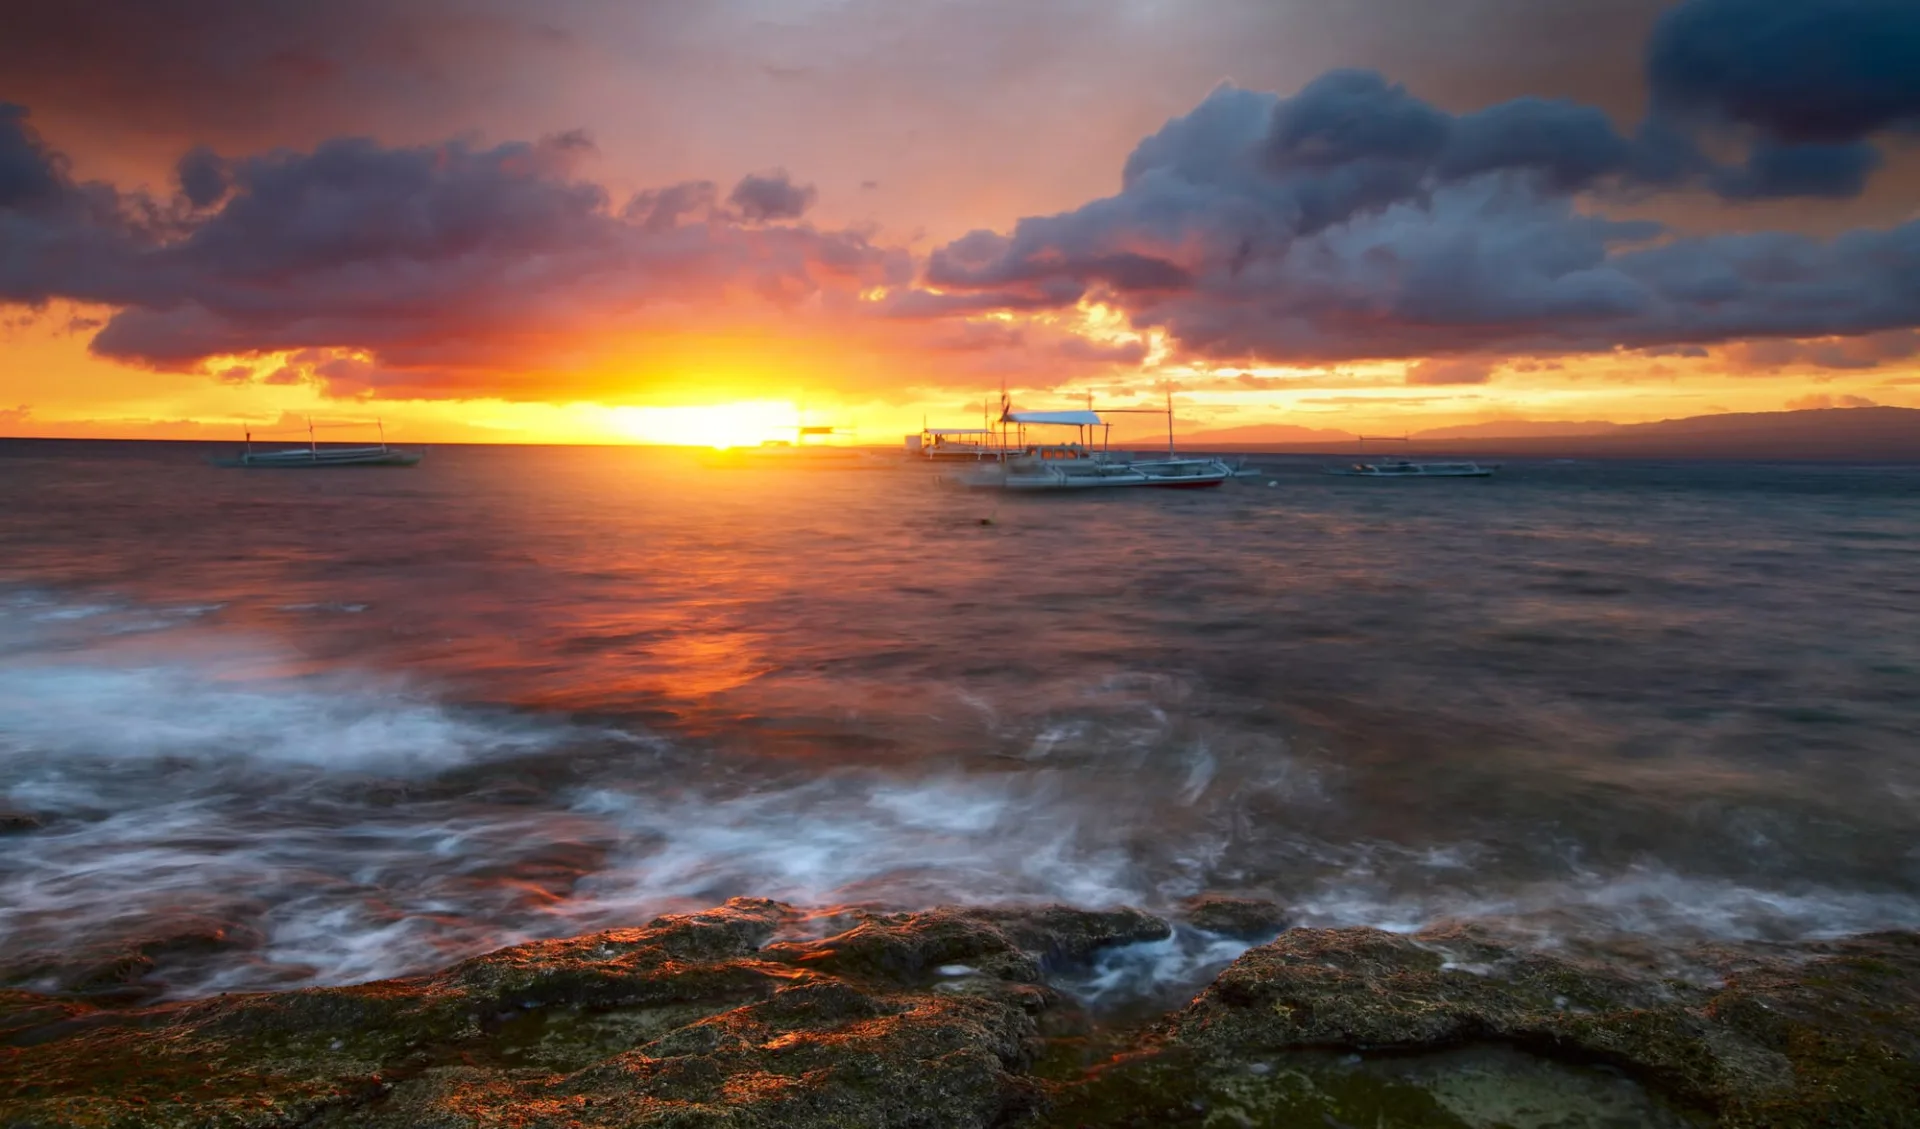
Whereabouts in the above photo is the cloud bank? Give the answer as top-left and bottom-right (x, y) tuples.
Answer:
(904, 0), (1920, 367)
(3, 106), (928, 397)
(3, 0), (1919, 403)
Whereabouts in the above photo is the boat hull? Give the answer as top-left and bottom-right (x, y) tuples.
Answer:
(213, 449), (422, 468)
(1142, 477), (1227, 488)
(949, 464), (1234, 491)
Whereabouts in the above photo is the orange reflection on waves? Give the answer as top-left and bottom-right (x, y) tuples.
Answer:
(500, 456), (797, 713)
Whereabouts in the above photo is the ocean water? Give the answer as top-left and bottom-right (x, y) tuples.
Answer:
(2, 440), (1918, 1000)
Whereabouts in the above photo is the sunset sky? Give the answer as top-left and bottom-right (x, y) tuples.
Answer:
(3, 0), (1918, 445)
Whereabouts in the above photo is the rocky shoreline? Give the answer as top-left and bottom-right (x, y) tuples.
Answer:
(4, 898), (1918, 1128)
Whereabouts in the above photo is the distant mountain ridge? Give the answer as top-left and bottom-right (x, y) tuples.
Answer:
(1409, 419), (1621, 440)
(1150, 422), (1357, 444)
(1126, 406), (1920, 461)
(1449, 406), (1919, 460)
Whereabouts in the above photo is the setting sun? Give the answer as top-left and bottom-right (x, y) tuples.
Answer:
(600, 401), (805, 449)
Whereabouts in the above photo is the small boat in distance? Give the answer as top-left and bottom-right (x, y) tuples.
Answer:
(1329, 460), (1496, 478)
(212, 418), (421, 468)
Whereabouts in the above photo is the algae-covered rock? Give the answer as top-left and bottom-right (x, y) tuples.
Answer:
(960, 905), (1174, 970)
(1152, 925), (1920, 1127)
(0, 806), (42, 834)
(764, 904), (1170, 985)
(1177, 895), (1291, 940)
(1038, 1043), (1700, 1129)
(6, 903), (1919, 1128)
(0, 899), (1163, 1129)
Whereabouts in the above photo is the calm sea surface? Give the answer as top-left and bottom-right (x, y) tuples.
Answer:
(3, 441), (1919, 1001)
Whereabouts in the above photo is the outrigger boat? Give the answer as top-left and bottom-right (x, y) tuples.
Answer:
(212, 419), (421, 468)
(949, 392), (1238, 491)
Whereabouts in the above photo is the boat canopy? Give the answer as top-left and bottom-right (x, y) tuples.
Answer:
(1007, 410), (1103, 427)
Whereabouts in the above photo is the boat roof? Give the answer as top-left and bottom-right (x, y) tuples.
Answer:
(1007, 410), (1103, 426)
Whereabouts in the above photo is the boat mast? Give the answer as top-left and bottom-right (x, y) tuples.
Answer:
(1166, 386), (1175, 457)
(377, 417), (386, 452)
(307, 416), (317, 458)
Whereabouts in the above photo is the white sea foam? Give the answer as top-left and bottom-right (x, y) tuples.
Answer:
(0, 662), (555, 776)
(1290, 866), (1920, 946)
(4, 586), (1919, 1003)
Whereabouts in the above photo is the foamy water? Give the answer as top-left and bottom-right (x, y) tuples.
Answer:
(2, 443), (1918, 1001)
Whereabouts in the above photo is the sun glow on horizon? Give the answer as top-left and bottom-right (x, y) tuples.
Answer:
(599, 400), (805, 449)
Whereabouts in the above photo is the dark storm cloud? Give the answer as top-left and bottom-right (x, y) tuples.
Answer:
(9, 0), (1920, 393)
(916, 72), (1684, 311)
(0, 105), (902, 392)
(1088, 173), (1920, 364)
(903, 0), (1920, 368)
(625, 180), (719, 233)
(174, 147), (229, 209)
(1709, 139), (1886, 201)
(0, 104), (156, 307)
(1647, 0), (1920, 143)
(0, 105), (66, 208)
(727, 171), (817, 223)
(1436, 99), (1641, 189)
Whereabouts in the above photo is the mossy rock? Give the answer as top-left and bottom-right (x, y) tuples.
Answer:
(1178, 896), (1292, 941)
(1154, 925), (1920, 1127)
(6, 905), (1918, 1128)
(0, 899), (1162, 1128)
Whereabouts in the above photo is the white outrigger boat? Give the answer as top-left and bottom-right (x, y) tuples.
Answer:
(1329, 459), (1496, 478)
(949, 396), (1239, 492)
(212, 419), (421, 468)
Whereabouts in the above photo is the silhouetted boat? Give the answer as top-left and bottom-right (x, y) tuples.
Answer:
(212, 419), (421, 468)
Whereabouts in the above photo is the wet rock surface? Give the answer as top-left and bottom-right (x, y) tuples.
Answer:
(0, 806), (42, 835)
(0, 900), (1151, 1128)
(3, 907), (1917, 1128)
(1046, 925), (1920, 1128)
(1176, 895), (1292, 940)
